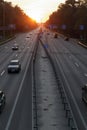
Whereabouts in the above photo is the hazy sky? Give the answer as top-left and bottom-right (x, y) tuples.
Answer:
(6, 0), (65, 22)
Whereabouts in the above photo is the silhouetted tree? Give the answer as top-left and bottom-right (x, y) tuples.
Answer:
(45, 0), (87, 39)
(0, 1), (37, 33)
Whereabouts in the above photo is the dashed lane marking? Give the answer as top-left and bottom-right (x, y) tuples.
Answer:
(1, 70), (5, 76)
(75, 62), (79, 67)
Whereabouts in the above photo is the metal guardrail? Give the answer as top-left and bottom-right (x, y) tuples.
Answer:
(32, 37), (39, 130)
(40, 38), (78, 130)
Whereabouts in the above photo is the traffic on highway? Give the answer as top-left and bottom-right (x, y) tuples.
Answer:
(0, 30), (38, 130)
(0, 0), (87, 130)
(0, 27), (87, 130)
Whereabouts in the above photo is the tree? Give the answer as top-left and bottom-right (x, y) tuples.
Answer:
(0, 1), (38, 33)
(45, 0), (87, 38)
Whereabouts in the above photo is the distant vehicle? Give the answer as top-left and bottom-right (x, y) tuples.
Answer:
(64, 37), (69, 41)
(0, 90), (6, 113)
(47, 32), (50, 35)
(12, 44), (19, 50)
(54, 33), (58, 38)
(8, 60), (21, 73)
(82, 84), (87, 103)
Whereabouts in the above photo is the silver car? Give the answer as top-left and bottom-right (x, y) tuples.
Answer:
(8, 60), (21, 73)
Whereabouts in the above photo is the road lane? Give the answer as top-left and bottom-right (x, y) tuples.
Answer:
(41, 31), (87, 129)
(6, 56), (32, 130)
(0, 30), (39, 130)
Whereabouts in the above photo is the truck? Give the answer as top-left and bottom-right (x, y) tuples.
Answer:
(82, 84), (87, 103)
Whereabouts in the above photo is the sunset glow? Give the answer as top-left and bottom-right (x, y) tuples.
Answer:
(26, 7), (45, 23)
(6, 0), (65, 23)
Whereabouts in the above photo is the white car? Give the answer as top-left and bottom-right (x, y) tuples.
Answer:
(8, 60), (21, 73)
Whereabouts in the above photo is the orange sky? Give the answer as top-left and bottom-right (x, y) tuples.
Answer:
(6, 0), (65, 22)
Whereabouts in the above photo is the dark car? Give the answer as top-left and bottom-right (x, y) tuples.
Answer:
(64, 37), (69, 41)
(8, 60), (21, 73)
(0, 91), (6, 113)
(12, 44), (19, 50)
(54, 33), (58, 38)
(82, 84), (87, 103)
(26, 36), (30, 38)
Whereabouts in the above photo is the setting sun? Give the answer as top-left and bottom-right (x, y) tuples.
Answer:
(27, 9), (44, 23)
(6, 0), (65, 23)
(25, 1), (51, 23)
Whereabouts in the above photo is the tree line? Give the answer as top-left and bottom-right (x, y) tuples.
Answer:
(0, 0), (37, 35)
(45, 0), (87, 40)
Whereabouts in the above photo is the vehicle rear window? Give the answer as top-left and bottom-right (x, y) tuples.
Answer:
(10, 62), (19, 65)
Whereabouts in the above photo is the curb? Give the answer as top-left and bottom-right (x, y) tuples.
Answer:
(78, 41), (87, 49)
(0, 35), (16, 46)
(70, 38), (87, 49)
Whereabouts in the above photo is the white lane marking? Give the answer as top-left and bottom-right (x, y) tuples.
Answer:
(16, 54), (18, 57)
(55, 56), (87, 129)
(75, 62), (79, 67)
(1, 70), (5, 76)
(84, 73), (87, 77)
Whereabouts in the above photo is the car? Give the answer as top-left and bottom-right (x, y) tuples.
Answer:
(54, 33), (58, 38)
(82, 84), (87, 103)
(12, 44), (19, 50)
(0, 90), (6, 113)
(26, 36), (30, 38)
(8, 60), (21, 73)
(64, 37), (69, 41)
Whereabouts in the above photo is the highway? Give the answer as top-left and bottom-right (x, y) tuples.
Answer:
(0, 28), (87, 130)
(41, 30), (87, 130)
(0, 30), (38, 130)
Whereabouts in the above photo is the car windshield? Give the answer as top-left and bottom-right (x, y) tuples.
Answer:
(10, 62), (19, 65)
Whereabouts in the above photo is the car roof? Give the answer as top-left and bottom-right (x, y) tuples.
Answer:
(10, 60), (19, 63)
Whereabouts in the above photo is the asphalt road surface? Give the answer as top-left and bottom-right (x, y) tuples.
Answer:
(41, 30), (87, 130)
(0, 27), (87, 130)
(0, 29), (38, 130)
